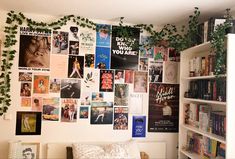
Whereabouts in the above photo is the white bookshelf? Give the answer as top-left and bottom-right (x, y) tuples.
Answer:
(179, 34), (235, 159)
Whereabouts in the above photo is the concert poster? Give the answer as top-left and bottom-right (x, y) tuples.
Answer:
(111, 26), (140, 70)
(99, 70), (114, 92)
(148, 83), (179, 132)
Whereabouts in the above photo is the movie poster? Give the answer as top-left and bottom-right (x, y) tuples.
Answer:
(148, 83), (179, 132)
(52, 31), (69, 55)
(69, 41), (79, 55)
(139, 35), (154, 58)
(79, 28), (96, 55)
(60, 79), (81, 99)
(113, 107), (128, 130)
(68, 55), (84, 78)
(96, 24), (111, 47)
(114, 84), (128, 106)
(99, 70), (114, 92)
(129, 93), (143, 114)
(95, 47), (110, 69)
(85, 54), (94, 68)
(19, 27), (51, 70)
(149, 61), (163, 83)
(133, 71), (148, 93)
(83, 68), (99, 92)
(111, 26), (140, 70)
(90, 102), (113, 124)
(163, 61), (179, 84)
(132, 116), (146, 137)
(61, 99), (78, 122)
(42, 97), (60, 121)
(33, 75), (49, 94)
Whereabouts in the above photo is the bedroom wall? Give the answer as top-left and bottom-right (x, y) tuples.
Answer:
(0, 10), (178, 159)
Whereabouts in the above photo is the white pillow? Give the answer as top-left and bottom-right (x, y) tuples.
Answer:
(72, 143), (105, 159)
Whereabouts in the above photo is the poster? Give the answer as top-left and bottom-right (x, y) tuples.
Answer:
(114, 70), (124, 83)
(163, 61), (179, 84)
(114, 84), (129, 106)
(149, 61), (163, 83)
(99, 70), (114, 92)
(19, 72), (32, 82)
(33, 75), (49, 94)
(21, 98), (31, 107)
(32, 97), (42, 112)
(42, 97), (60, 121)
(113, 107), (128, 130)
(79, 28), (96, 55)
(83, 68), (99, 92)
(19, 27), (51, 70)
(132, 116), (146, 137)
(80, 92), (91, 105)
(124, 70), (134, 84)
(139, 35), (154, 58)
(139, 58), (148, 71)
(60, 79), (81, 98)
(69, 41), (79, 55)
(129, 93), (143, 114)
(80, 107), (89, 119)
(154, 46), (168, 61)
(148, 83), (179, 132)
(133, 71), (148, 93)
(49, 78), (61, 94)
(96, 24), (111, 47)
(68, 55), (84, 78)
(69, 26), (79, 41)
(50, 54), (68, 78)
(90, 102), (113, 124)
(52, 31), (69, 55)
(111, 26), (140, 70)
(168, 48), (180, 62)
(95, 47), (110, 69)
(85, 54), (94, 68)
(20, 82), (32, 97)
(61, 99), (78, 122)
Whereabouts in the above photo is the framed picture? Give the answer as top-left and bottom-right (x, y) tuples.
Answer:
(21, 142), (40, 159)
(16, 111), (42, 135)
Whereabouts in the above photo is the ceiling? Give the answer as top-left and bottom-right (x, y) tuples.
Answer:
(1, 0), (235, 26)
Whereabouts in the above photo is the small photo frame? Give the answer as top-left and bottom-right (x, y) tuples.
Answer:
(16, 111), (42, 135)
(21, 142), (40, 159)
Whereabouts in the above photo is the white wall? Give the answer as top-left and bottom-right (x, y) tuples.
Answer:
(0, 10), (178, 159)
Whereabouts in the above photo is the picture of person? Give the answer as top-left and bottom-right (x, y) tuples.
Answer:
(60, 79), (81, 99)
(68, 55), (84, 78)
(97, 62), (106, 69)
(94, 107), (107, 123)
(20, 83), (31, 97)
(33, 75), (49, 94)
(22, 147), (35, 159)
(70, 26), (79, 40)
(69, 41), (79, 55)
(115, 70), (124, 83)
(80, 107), (89, 119)
(92, 92), (103, 102)
(114, 84), (128, 106)
(149, 61), (163, 83)
(61, 100), (77, 122)
(52, 31), (69, 54)
(49, 79), (61, 93)
(124, 70), (134, 83)
(90, 102), (113, 124)
(19, 35), (51, 68)
(85, 54), (94, 68)
(134, 71), (148, 93)
(114, 112), (128, 130)
(21, 114), (36, 133)
(162, 101), (172, 117)
(139, 58), (148, 71)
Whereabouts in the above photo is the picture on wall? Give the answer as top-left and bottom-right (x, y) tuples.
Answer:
(42, 97), (60, 121)
(92, 92), (104, 102)
(154, 46), (168, 61)
(16, 111), (41, 135)
(129, 93), (143, 114)
(49, 78), (61, 93)
(90, 102), (113, 124)
(80, 92), (91, 105)
(79, 28), (96, 55)
(83, 68), (99, 92)
(139, 58), (148, 71)
(168, 48), (180, 62)
(99, 70), (114, 92)
(21, 98), (31, 107)
(80, 106), (89, 119)
(85, 54), (95, 68)
(95, 47), (110, 69)
(148, 83), (179, 132)
(20, 82), (32, 97)
(19, 72), (32, 82)
(124, 70), (134, 84)
(52, 31), (69, 55)
(149, 61), (163, 83)
(19, 27), (51, 69)
(114, 84), (129, 106)
(132, 116), (146, 137)
(113, 107), (128, 130)
(61, 99), (77, 122)
(139, 35), (154, 58)
(69, 26), (79, 41)
(69, 41), (79, 55)
(60, 79), (81, 98)
(133, 71), (148, 93)
(68, 55), (84, 78)
(33, 75), (49, 94)
(111, 26), (140, 70)
(21, 142), (40, 159)
(114, 70), (124, 83)
(163, 61), (179, 84)
(32, 97), (43, 112)
(96, 24), (111, 47)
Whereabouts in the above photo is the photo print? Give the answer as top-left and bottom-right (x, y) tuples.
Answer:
(16, 111), (41, 135)
(60, 78), (81, 98)
(139, 35), (154, 58)
(61, 99), (78, 122)
(32, 97), (43, 112)
(90, 102), (113, 124)
(19, 27), (51, 69)
(163, 61), (179, 84)
(49, 78), (61, 93)
(124, 70), (134, 84)
(113, 107), (128, 130)
(99, 70), (114, 92)
(92, 92), (104, 102)
(83, 68), (99, 92)
(79, 28), (96, 55)
(42, 97), (60, 121)
(68, 55), (84, 78)
(19, 72), (32, 82)
(139, 58), (148, 71)
(96, 24), (111, 47)
(21, 142), (40, 159)
(154, 46), (168, 61)
(114, 84), (129, 106)
(95, 47), (111, 69)
(133, 71), (148, 93)
(149, 61), (163, 83)
(20, 82), (32, 97)
(114, 70), (124, 83)
(21, 98), (31, 107)
(33, 75), (49, 94)
(52, 31), (69, 54)
(69, 41), (79, 55)
(80, 92), (91, 105)
(80, 106), (89, 119)
(70, 26), (79, 41)
(85, 54), (95, 68)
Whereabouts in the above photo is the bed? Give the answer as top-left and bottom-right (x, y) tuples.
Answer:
(46, 140), (166, 159)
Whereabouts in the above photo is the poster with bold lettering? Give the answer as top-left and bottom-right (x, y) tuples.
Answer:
(99, 70), (114, 92)
(96, 24), (111, 47)
(111, 26), (140, 70)
(148, 83), (179, 132)
(132, 116), (146, 137)
(95, 47), (110, 69)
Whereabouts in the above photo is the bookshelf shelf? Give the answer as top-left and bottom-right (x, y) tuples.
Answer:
(180, 149), (201, 159)
(181, 124), (226, 144)
(183, 98), (226, 105)
(182, 41), (211, 54)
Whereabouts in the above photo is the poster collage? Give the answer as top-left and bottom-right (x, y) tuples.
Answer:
(16, 24), (180, 136)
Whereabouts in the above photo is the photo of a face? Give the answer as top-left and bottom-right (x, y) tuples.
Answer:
(21, 143), (40, 159)
(20, 82), (32, 97)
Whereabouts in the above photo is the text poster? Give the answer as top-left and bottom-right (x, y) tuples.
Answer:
(132, 116), (146, 137)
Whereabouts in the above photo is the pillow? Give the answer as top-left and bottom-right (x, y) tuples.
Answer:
(72, 143), (105, 159)
(66, 146), (73, 159)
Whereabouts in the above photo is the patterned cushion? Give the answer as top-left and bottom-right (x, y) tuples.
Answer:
(72, 144), (105, 159)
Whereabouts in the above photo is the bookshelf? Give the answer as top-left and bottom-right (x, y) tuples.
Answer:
(178, 34), (235, 159)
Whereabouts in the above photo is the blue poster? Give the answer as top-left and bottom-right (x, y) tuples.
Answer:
(95, 47), (110, 69)
(132, 116), (146, 137)
(96, 24), (111, 47)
